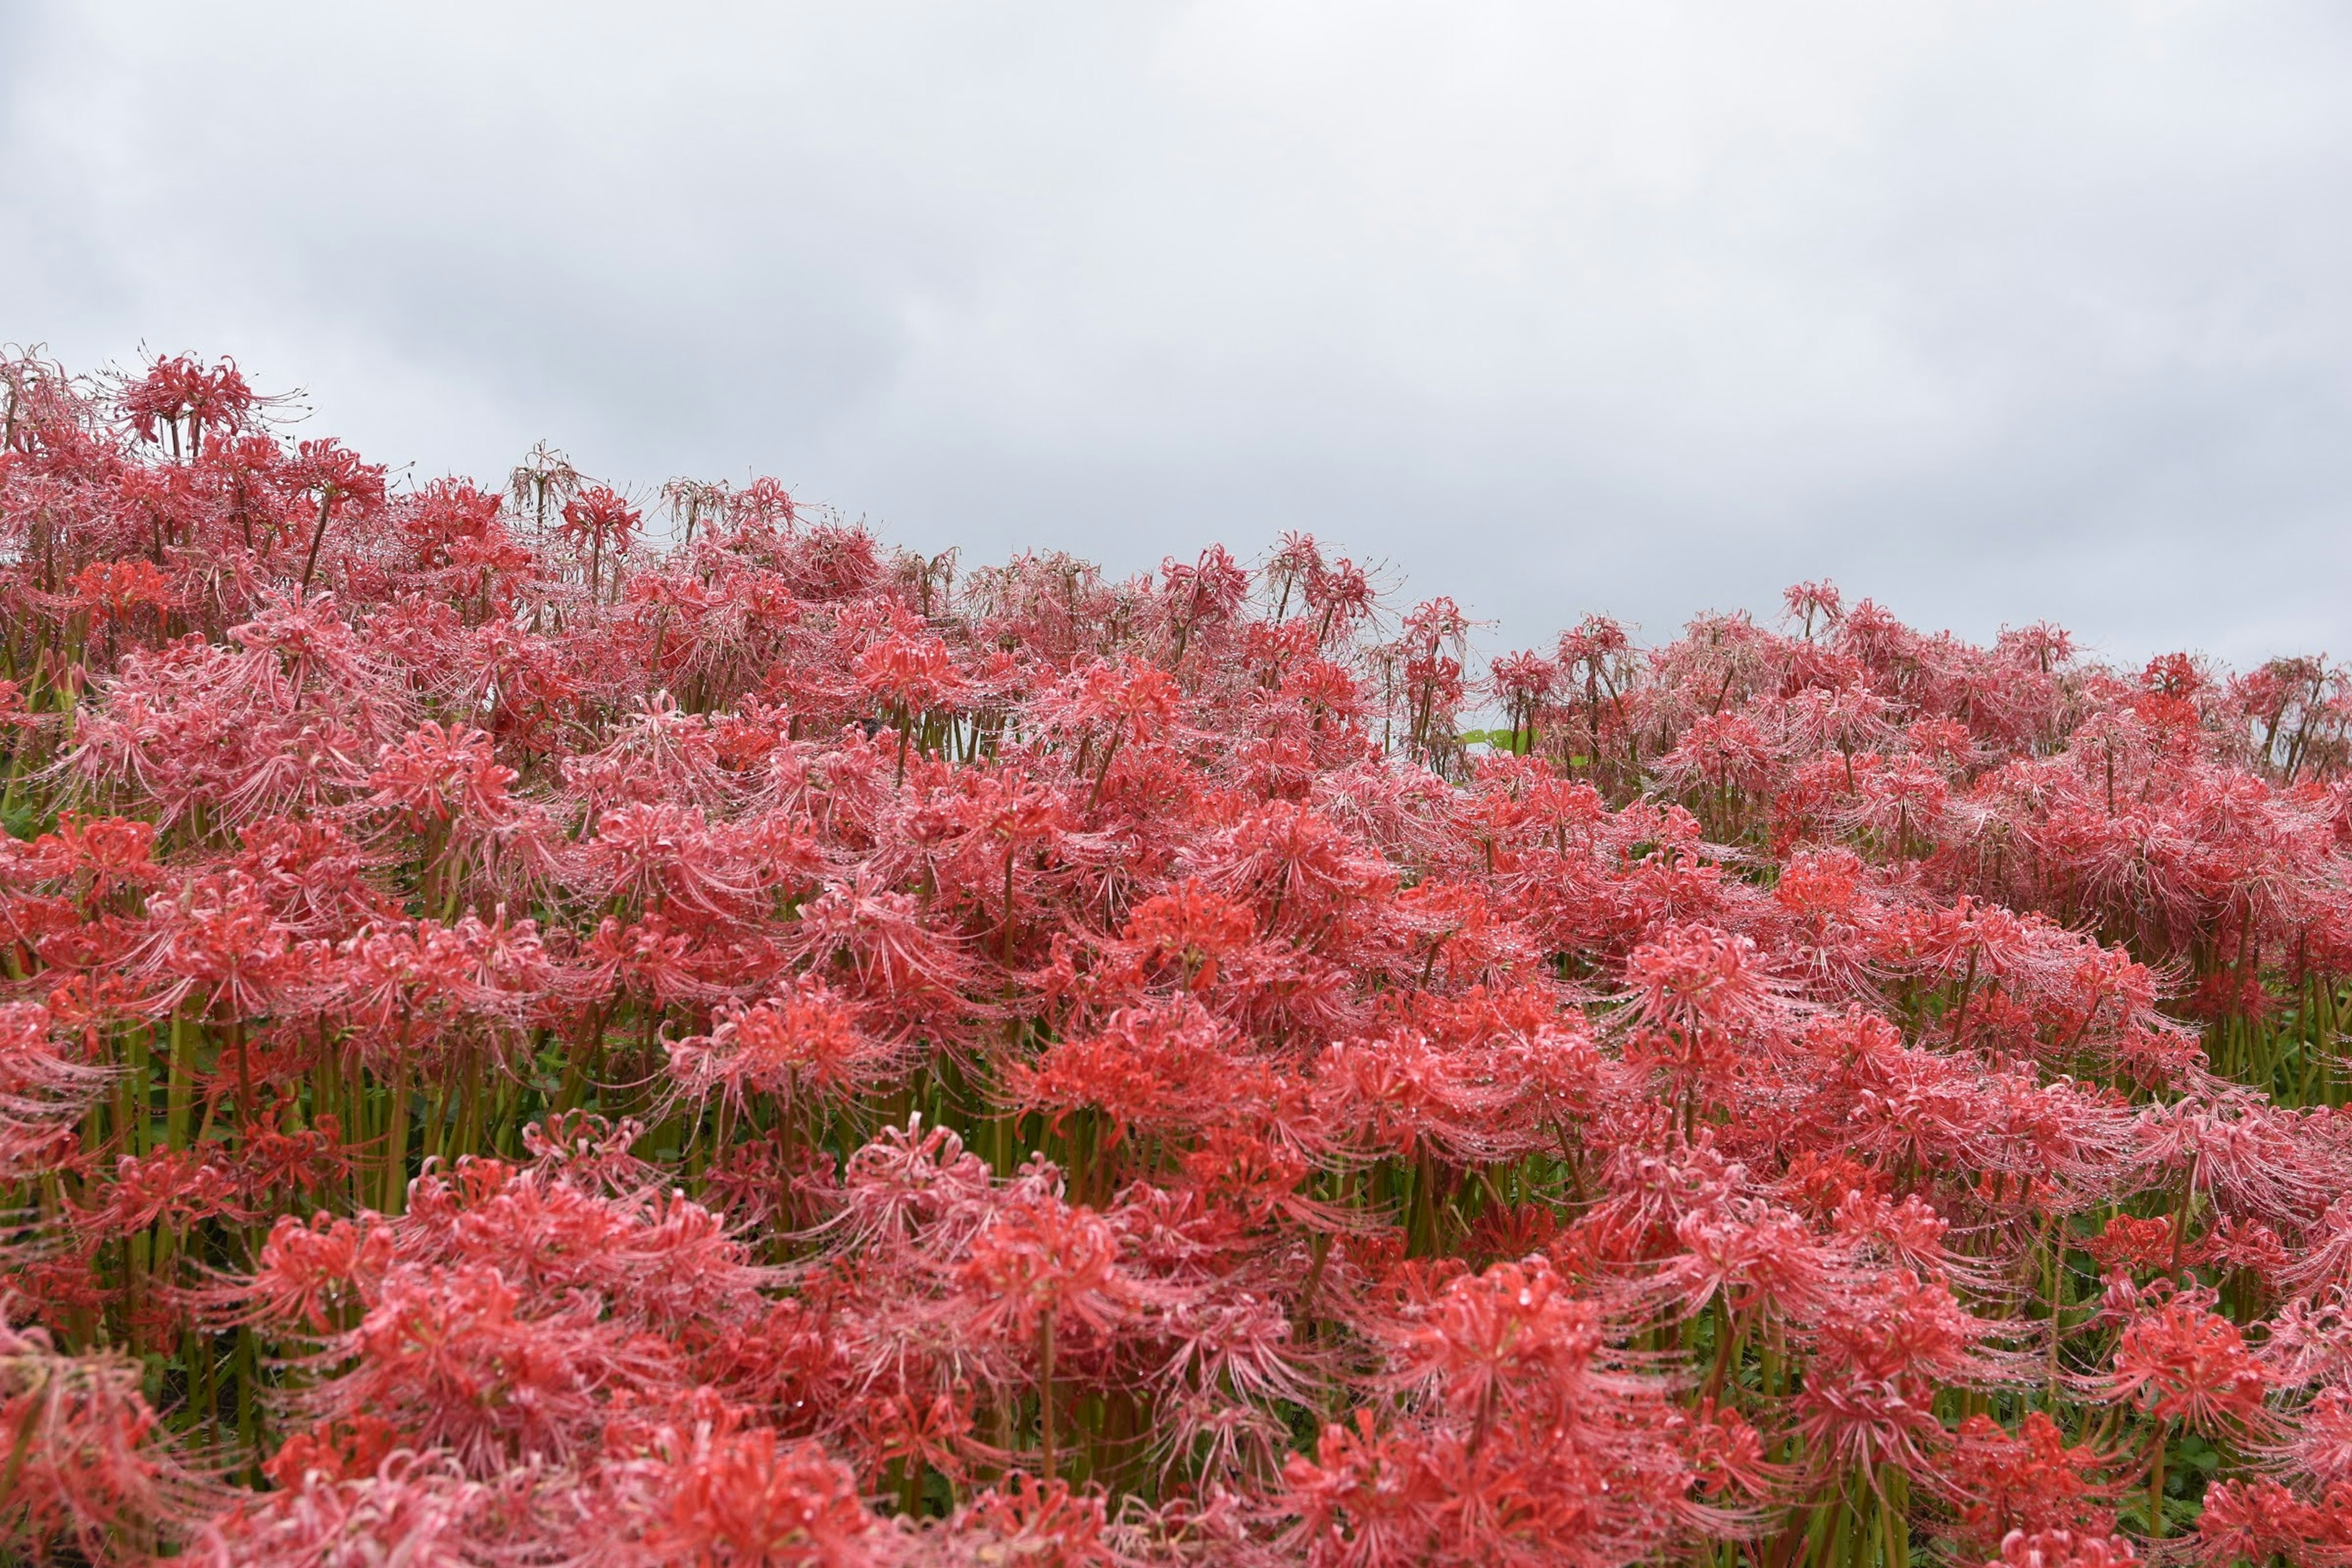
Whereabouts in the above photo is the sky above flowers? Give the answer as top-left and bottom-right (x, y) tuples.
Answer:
(5, 1), (2350, 666)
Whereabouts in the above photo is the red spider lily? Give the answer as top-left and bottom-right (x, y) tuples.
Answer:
(2084, 1215), (2177, 1276)
(240, 1211), (395, 1333)
(1943, 1414), (2117, 1559)
(1117, 877), (1256, 990)
(1011, 999), (1267, 1153)
(1028, 655), (1183, 809)
(956, 1192), (1153, 1475)
(785, 873), (974, 1008)
(259, 1414), (402, 1488)
(846, 1384), (977, 1495)
(281, 440), (388, 595)
(2106, 1291), (2274, 1436)
(0, 1310), (214, 1560)
(310, 1262), (682, 1476)
(395, 1158), (775, 1335)
(1188, 799), (1392, 941)
(619, 1418), (878, 1567)
(1795, 1270), (2001, 1479)
(824, 1114), (998, 1254)
(1620, 922), (1797, 1117)
(1682, 1398), (1779, 1505)
(73, 1145), (252, 1237)
(1656, 1199), (1850, 1325)
(669, 977), (896, 1117)
(118, 354), (255, 459)
(1281, 1410), (1454, 1568)
(950, 1473), (1120, 1567)
(1988, 1528), (2142, 1568)
(1162, 545), (1250, 663)
(10, 812), (163, 913)
(1386, 1258), (1607, 1449)
(368, 720), (518, 831)
(69, 557), (178, 624)
(856, 628), (965, 780)
(557, 484), (643, 598)
(946, 766), (1072, 965)
(189, 1450), (503, 1568)
(0, 1001), (111, 1175)
(1282, 1398), (1687, 1568)
(28, 344), (2352, 1562)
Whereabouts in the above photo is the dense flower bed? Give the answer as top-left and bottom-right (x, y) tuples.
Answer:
(6, 352), (2352, 1566)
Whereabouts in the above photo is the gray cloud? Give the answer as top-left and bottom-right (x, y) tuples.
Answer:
(4, 1), (2350, 667)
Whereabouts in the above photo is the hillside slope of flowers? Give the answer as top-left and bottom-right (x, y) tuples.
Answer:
(7, 352), (2352, 1566)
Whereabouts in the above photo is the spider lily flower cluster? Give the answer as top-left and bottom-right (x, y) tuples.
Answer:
(7, 354), (2352, 1566)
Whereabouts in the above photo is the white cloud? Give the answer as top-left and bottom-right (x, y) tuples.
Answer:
(4, 1), (2349, 666)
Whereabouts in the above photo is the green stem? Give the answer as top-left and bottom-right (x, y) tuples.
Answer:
(164, 1008), (197, 1151)
(1039, 1310), (1058, 1480)
(381, 1055), (412, 1215)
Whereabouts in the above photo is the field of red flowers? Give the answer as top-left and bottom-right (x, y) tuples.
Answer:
(5, 352), (2352, 1567)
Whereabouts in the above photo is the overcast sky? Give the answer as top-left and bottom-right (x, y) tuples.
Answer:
(5, 2), (2350, 668)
